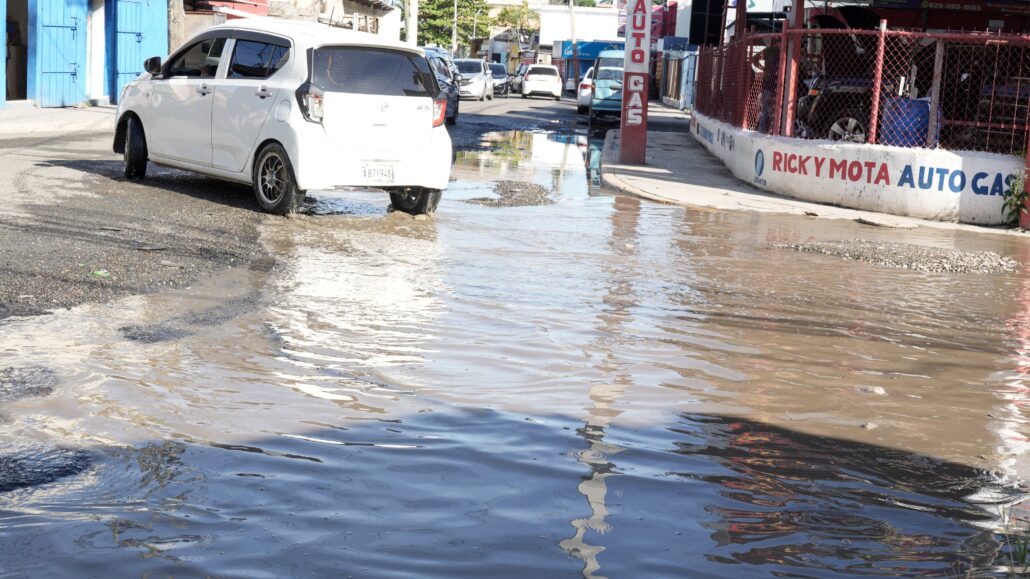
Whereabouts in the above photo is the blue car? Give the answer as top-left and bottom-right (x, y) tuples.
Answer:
(589, 50), (625, 132)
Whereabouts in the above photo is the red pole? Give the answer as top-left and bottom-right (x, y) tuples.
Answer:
(737, 29), (749, 128)
(735, 0), (747, 41)
(1021, 129), (1030, 229)
(772, 22), (789, 135)
(782, 0), (805, 137)
(867, 19), (888, 144)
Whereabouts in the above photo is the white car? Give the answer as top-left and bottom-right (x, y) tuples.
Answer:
(113, 19), (452, 215)
(454, 58), (491, 101)
(576, 67), (593, 114)
(521, 65), (562, 101)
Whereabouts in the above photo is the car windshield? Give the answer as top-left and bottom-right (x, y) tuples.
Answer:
(595, 67), (623, 82)
(456, 61), (482, 74)
(596, 57), (623, 68)
(528, 67), (557, 76)
(311, 47), (436, 97)
(490, 64), (507, 78)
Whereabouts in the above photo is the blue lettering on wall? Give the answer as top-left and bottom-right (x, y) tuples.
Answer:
(972, 172), (989, 195)
(899, 165), (915, 188)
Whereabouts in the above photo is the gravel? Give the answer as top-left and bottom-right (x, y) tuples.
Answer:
(777, 240), (1018, 274)
(466, 180), (553, 207)
(0, 133), (267, 321)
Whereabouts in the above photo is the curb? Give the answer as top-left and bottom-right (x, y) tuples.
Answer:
(599, 129), (689, 206)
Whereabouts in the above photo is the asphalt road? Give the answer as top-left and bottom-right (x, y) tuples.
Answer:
(0, 95), (585, 321)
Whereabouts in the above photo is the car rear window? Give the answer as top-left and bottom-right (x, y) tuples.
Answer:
(311, 47), (436, 97)
(596, 57), (623, 69)
(455, 60), (483, 74)
(527, 67), (557, 76)
(595, 68), (623, 81)
(489, 64), (507, 78)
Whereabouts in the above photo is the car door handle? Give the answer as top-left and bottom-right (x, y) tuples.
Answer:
(198, 83), (212, 96)
(255, 87), (272, 99)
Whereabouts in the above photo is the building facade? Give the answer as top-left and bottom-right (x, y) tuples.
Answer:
(2, 0), (168, 107)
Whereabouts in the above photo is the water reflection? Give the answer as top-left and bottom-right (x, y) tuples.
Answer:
(670, 414), (1010, 576)
(560, 195), (643, 578)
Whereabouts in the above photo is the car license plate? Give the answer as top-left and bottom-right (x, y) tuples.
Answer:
(362, 163), (395, 184)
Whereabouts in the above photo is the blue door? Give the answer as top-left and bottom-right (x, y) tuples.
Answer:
(37, 0), (87, 107)
(110, 0), (167, 103)
(112, 0), (141, 102)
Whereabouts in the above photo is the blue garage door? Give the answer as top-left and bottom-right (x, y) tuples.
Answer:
(112, 0), (142, 102)
(38, 0), (87, 107)
(111, 0), (167, 103)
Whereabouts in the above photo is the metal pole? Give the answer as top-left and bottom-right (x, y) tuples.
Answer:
(772, 19), (789, 135)
(406, 0), (419, 44)
(735, 0), (746, 41)
(867, 19), (887, 144)
(926, 39), (943, 148)
(452, 0), (458, 54)
(569, 0), (580, 93)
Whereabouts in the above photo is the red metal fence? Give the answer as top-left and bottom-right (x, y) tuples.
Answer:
(695, 26), (1030, 156)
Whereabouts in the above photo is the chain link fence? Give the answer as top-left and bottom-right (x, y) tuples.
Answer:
(695, 26), (1030, 157)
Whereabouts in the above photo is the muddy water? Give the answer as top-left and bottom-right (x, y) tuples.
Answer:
(2, 130), (1030, 577)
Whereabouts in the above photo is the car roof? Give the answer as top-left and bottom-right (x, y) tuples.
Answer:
(598, 50), (625, 57)
(528, 65), (558, 69)
(209, 17), (423, 55)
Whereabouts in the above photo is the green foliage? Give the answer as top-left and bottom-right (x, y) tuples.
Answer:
(494, 0), (540, 38)
(548, 0), (597, 6)
(417, 0), (493, 48)
(1002, 170), (1028, 227)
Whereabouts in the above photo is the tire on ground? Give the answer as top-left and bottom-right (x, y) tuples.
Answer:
(252, 142), (304, 215)
(390, 188), (442, 216)
(123, 115), (148, 180)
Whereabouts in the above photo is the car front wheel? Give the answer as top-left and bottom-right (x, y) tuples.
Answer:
(390, 187), (442, 216)
(253, 143), (304, 215)
(123, 115), (148, 180)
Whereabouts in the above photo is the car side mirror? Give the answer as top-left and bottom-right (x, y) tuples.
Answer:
(144, 56), (162, 77)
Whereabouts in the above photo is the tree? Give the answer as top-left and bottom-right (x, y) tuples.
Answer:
(418, 0), (493, 49)
(548, 0), (596, 6)
(494, 0), (540, 41)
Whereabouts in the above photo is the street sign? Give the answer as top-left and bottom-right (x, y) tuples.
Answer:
(620, 0), (650, 164)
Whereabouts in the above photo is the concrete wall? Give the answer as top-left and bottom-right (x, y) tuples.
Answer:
(691, 112), (1021, 226)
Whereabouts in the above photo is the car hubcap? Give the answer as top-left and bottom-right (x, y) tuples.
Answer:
(398, 190), (419, 208)
(829, 117), (865, 143)
(259, 154), (286, 204)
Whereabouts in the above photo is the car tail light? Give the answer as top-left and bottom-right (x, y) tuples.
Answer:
(808, 88), (820, 96)
(296, 82), (324, 124)
(433, 98), (447, 127)
(579, 83), (590, 90)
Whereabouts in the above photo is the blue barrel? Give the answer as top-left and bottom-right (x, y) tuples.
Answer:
(880, 97), (937, 147)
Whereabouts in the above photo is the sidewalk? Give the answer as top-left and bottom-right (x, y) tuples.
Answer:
(0, 103), (116, 135)
(600, 123), (1030, 237)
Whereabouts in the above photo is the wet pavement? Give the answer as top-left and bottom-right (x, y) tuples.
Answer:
(3, 99), (1030, 577)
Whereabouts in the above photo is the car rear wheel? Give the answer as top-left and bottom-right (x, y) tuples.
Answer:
(390, 187), (442, 216)
(447, 105), (458, 126)
(123, 115), (148, 180)
(576, 105), (587, 114)
(826, 110), (868, 143)
(253, 143), (304, 215)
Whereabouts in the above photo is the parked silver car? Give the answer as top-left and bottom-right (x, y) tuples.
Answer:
(454, 58), (491, 101)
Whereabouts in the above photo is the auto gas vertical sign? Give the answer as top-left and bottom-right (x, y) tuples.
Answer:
(620, 0), (651, 164)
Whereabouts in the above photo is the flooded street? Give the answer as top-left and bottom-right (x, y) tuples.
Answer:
(4, 121), (1030, 577)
